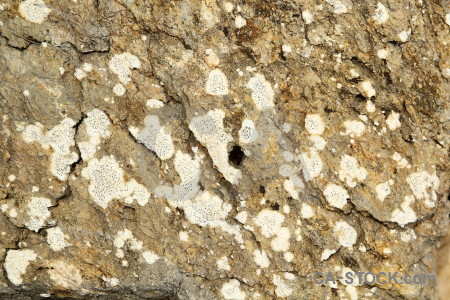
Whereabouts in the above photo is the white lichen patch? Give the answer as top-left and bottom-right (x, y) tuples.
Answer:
(338, 155), (368, 188)
(304, 114), (325, 135)
(223, 2), (233, 12)
(4, 249), (37, 285)
(302, 10), (314, 24)
(184, 191), (230, 227)
(247, 74), (275, 110)
(235, 211), (248, 224)
(392, 152), (410, 168)
(333, 221), (357, 247)
(400, 228), (417, 242)
(300, 203), (315, 218)
(9, 208), (17, 218)
(359, 115), (368, 122)
(113, 83), (126, 96)
(406, 170), (439, 207)
(19, 0), (51, 24)
(273, 274), (294, 297)
(205, 69), (229, 95)
(142, 251), (160, 264)
(282, 123), (291, 133)
(279, 160), (304, 199)
(239, 119), (258, 144)
(375, 180), (393, 201)
(283, 176), (304, 200)
(253, 249), (270, 268)
(48, 261), (83, 289)
(254, 209), (285, 238)
(26, 197), (53, 232)
(156, 150), (201, 204)
(349, 69), (360, 78)
(235, 15), (247, 28)
(108, 52), (141, 84)
(324, 0), (351, 14)
(130, 115), (174, 160)
(183, 191), (243, 243)
(74, 68), (86, 80)
(282, 44), (292, 54)
(47, 227), (71, 251)
(343, 120), (365, 137)
(323, 184), (349, 209)
(358, 244), (366, 253)
(221, 279), (246, 300)
(146, 99), (165, 108)
(358, 80), (376, 98)
(366, 100), (376, 112)
(398, 30), (410, 42)
(174, 150), (201, 186)
(377, 49), (389, 60)
(82, 63), (92, 72)
(102, 277), (119, 287)
(391, 195), (417, 226)
(23, 118), (79, 180)
(284, 252), (294, 262)
(300, 149), (323, 181)
(254, 209), (290, 252)
(189, 109), (241, 184)
(386, 111), (401, 131)
(373, 2), (390, 24)
(78, 109), (111, 161)
(309, 135), (326, 150)
(321, 249), (337, 261)
(114, 229), (142, 258)
(271, 227), (291, 252)
(217, 256), (231, 271)
(179, 231), (189, 242)
(81, 155), (150, 208)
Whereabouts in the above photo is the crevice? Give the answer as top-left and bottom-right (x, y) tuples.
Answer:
(69, 113), (87, 176)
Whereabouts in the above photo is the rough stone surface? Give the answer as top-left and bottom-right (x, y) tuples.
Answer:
(0, 0), (449, 299)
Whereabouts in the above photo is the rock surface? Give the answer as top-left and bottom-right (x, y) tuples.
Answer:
(0, 0), (449, 299)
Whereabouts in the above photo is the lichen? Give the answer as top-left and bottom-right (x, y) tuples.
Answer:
(18, 0), (51, 24)
(205, 69), (229, 95)
(4, 249), (37, 285)
(23, 118), (78, 180)
(81, 156), (150, 208)
(189, 109), (241, 184)
(109, 53), (141, 84)
(130, 115), (174, 160)
(247, 73), (275, 110)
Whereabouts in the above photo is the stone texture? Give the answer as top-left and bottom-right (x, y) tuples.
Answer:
(0, 0), (449, 299)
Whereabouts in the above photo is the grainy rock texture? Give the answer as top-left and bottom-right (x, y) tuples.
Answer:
(0, 0), (449, 299)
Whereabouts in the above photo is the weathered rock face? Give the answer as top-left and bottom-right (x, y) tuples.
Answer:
(0, 0), (449, 299)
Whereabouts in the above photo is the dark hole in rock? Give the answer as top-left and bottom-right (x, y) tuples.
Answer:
(229, 145), (244, 166)
(355, 94), (365, 102)
(259, 186), (266, 194)
(271, 203), (280, 210)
